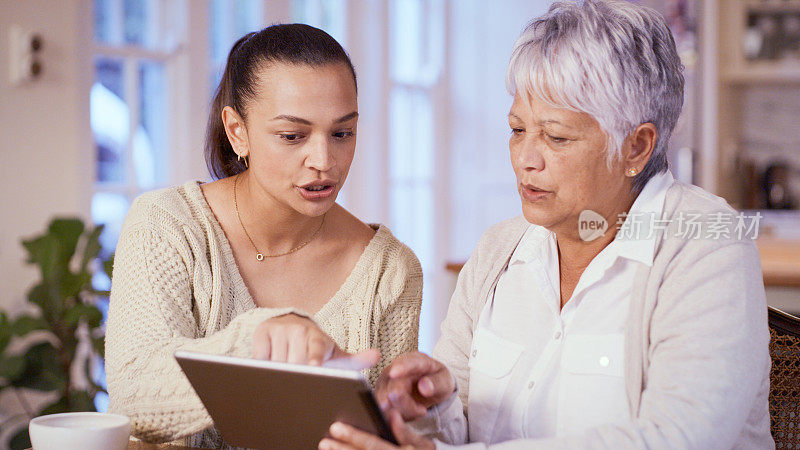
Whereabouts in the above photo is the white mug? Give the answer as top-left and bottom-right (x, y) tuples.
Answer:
(29, 412), (131, 450)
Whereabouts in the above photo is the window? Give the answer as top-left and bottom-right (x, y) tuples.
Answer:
(91, 0), (186, 264)
(91, 0), (189, 411)
(209, 0), (265, 91)
(388, 0), (445, 352)
(292, 0), (347, 46)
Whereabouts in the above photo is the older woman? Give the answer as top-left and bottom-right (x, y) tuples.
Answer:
(320, 1), (772, 449)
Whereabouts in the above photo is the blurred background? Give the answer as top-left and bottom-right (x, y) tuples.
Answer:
(1, 0), (799, 444)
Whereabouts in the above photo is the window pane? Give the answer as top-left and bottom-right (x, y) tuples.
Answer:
(160, 0), (187, 51)
(209, 0), (265, 91)
(124, 0), (152, 47)
(292, 0), (347, 46)
(235, 0), (264, 37)
(93, 58), (128, 183)
(97, 0), (184, 50)
(209, 0), (231, 67)
(390, 183), (434, 267)
(390, 0), (443, 85)
(389, 87), (434, 181)
(91, 192), (130, 258)
(94, 0), (122, 45)
(135, 61), (168, 189)
(390, 0), (423, 83)
(94, 366), (109, 412)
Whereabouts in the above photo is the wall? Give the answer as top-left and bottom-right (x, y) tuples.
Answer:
(0, 0), (92, 315)
(0, 0), (93, 441)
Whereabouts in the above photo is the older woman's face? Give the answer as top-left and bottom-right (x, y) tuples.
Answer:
(508, 92), (631, 236)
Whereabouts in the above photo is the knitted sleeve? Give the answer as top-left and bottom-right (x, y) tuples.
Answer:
(367, 243), (423, 386)
(105, 216), (303, 444)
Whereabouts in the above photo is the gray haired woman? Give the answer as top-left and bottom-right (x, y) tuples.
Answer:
(319, 1), (772, 449)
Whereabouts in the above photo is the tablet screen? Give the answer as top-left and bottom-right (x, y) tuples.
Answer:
(175, 350), (396, 449)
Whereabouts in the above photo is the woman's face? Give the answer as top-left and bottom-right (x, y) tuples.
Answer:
(240, 62), (358, 217)
(508, 92), (632, 237)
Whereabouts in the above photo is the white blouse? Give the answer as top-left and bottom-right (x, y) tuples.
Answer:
(456, 170), (674, 446)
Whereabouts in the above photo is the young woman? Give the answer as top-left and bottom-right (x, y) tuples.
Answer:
(105, 24), (422, 447)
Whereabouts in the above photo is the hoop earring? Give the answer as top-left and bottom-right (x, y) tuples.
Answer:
(237, 153), (249, 168)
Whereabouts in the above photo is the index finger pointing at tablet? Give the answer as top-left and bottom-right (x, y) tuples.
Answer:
(324, 348), (381, 371)
(387, 352), (443, 378)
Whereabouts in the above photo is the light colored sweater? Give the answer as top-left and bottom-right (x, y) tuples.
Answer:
(422, 181), (773, 449)
(105, 181), (423, 447)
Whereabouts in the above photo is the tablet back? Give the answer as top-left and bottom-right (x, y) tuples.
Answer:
(175, 351), (395, 450)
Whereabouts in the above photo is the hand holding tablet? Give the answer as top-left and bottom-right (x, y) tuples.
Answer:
(175, 350), (396, 450)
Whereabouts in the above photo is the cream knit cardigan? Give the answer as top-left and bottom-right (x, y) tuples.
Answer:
(105, 181), (423, 447)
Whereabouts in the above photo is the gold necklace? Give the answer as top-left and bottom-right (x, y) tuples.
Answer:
(233, 174), (326, 261)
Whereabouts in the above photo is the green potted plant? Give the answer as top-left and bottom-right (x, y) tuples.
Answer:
(0, 218), (113, 450)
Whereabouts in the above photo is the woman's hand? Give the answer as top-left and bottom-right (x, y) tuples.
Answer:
(253, 313), (379, 368)
(375, 352), (456, 420)
(319, 410), (435, 450)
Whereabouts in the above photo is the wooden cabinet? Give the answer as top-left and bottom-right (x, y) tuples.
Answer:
(707, 0), (800, 208)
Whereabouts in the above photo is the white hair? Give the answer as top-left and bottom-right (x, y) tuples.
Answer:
(506, 0), (684, 192)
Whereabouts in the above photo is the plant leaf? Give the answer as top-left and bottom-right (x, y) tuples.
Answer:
(48, 218), (85, 267)
(11, 315), (48, 336)
(0, 354), (27, 381)
(0, 311), (11, 352)
(11, 343), (65, 392)
(17, 367), (65, 393)
(68, 390), (97, 412)
(21, 234), (60, 281)
(39, 395), (70, 415)
(63, 304), (103, 329)
(9, 426), (31, 450)
(103, 253), (115, 280)
(26, 281), (62, 321)
(80, 224), (105, 272)
(26, 282), (50, 310)
(59, 271), (92, 300)
(92, 335), (105, 358)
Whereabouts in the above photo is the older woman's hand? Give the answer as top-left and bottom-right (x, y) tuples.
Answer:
(253, 313), (380, 368)
(375, 351), (456, 420)
(318, 410), (435, 450)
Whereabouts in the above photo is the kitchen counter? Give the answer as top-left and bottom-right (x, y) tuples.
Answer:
(756, 238), (800, 288)
(445, 238), (800, 288)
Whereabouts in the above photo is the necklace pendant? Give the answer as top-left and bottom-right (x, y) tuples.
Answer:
(256, 253), (264, 261)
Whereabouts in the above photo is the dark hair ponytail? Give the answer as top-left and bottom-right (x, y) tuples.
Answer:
(204, 24), (357, 180)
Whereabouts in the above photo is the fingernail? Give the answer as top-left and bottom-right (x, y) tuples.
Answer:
(421, 378), (434, 394)
(330, 422), (346, 436)
(319, 439), (332, 450)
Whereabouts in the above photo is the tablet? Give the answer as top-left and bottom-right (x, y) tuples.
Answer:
(174, 350), (396, 450)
